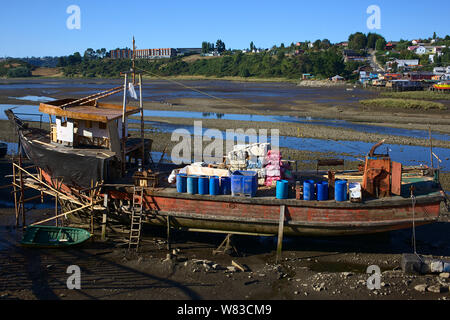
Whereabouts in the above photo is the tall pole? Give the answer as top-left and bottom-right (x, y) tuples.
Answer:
(139, 73), (144, 163)
(429, 126), (433, 168)
(122, 73), (128, 176)
(132, 37), (136, 85)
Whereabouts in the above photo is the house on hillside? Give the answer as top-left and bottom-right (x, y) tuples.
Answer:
(394, 59), (419, 68)
(385, 42), (396, 50)
(434, 67), (447, 75)
(331, 75), (345, 82)
(343, 50), (367, 62)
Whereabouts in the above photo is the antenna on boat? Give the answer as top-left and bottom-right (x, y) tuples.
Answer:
(118, 36), (145, 175)
(132, 36), (136, 85)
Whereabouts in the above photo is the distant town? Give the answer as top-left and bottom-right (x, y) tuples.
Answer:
(1, 32), (449, 91)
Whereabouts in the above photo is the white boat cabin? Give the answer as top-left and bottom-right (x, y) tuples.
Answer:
(39, 99), (140, 155)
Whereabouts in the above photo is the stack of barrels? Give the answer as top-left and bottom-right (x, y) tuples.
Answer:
(276, 179), (349, 201)
(176, 174), (231, 196)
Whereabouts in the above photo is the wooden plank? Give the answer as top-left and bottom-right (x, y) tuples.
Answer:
(391, 161), (402, 196)
(101, 194), (108, 241)
(232, 260), (246, 272)
(32, 203), (93, 226)
(32, 140), (56, 148)
(276, 205), (286, 264)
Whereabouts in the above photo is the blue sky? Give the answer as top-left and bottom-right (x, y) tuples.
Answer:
(0, 0), (449, 57)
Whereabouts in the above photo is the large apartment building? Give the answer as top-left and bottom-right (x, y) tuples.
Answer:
(110, 47), (202, 59)
(109, 48), (176, 59)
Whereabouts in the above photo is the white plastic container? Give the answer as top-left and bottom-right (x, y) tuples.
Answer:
(349, 182), (362, 202)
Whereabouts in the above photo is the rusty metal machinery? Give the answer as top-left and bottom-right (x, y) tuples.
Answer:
(362, 140), (402, 198)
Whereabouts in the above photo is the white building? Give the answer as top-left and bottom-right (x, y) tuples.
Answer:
(433, 67), (446, 75)
(395, 59), (419, 68)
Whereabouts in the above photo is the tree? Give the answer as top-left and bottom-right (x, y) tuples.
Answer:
(348, 32), (367, 50)
(57, 56), (67, 67)
(7, 66), (32, 78)
(321, 39), (331, 50)
(433, 32), (437, 39)
(239, 67), (250, 77)
(202, 41), (209, 54)
(313, 40), (322, 50)
(84, 48), (96, 60)
(250, 41), (255, 52)
(375, 38), (387, 51)
(367, 33), (385, 49)
(96, 48), (106, 59)
(67, 52), (82, 65)
(216, 39), (226, 53)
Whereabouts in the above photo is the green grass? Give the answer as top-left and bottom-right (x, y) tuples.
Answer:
(380, 91), (450, 101)
(360, 98), (446, 110)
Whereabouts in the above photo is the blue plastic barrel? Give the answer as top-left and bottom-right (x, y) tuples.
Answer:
(220, 176), (231, 195)
(198, 176), (209, 195)
(276, 180), (289, 199)
(176, 174), (187, 193)
(303, 180), (315, 201)
(335, 180), (348, 202)
(317, 182), (329, 201)
(209, 176), (220, 196)
(187, 175), (199, 195)
(231, 171), (258, 197)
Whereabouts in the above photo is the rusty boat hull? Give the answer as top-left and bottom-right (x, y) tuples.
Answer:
(8, 108), (446, 238)
(103, 186), (443, 237)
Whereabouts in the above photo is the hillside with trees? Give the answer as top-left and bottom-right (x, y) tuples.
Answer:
(0, 59), (33, 78)
(3, 33), (449, 80)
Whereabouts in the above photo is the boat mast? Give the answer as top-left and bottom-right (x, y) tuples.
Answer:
(120, 36), (145, 175)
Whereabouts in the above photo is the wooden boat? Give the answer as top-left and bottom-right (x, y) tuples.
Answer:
(4, 69), (447, 238)
(433, 81), (450, 91)
(21, 225), (91, 248)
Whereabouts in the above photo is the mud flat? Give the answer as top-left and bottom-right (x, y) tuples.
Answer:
(0, 204), (449, 301)
(0, 155), (449, 301)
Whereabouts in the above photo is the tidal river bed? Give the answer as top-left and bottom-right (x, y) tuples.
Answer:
(0, 78), (449, 301)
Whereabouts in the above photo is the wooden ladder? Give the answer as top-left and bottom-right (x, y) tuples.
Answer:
(128, 186), (144, 251)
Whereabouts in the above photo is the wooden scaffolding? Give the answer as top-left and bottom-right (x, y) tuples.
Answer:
(10, 155), (104, 232)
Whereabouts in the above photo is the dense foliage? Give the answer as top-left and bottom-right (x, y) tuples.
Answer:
(57, 47), (351, 80)
(0, 59), (33, 77)
(4, 32), (449, 80)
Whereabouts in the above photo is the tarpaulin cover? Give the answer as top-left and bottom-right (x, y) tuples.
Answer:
(19, 133), (105, 188)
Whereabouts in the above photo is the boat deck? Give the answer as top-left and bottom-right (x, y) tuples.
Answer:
(105, 162), (442, 208)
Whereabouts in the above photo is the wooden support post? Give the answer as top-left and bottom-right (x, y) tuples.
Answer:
(90, 180), (94, 240)
(276, 205), (286, 264)
(55, 193), (58, 227)
(39, 169), (44, 203)
(19, 154), (25, 229)
(101, 194), (108, 241)
(166, 215), (171, 251)
(12, 156), (19, 228)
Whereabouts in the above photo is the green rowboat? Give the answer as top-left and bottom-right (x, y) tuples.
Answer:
(21, 225), (92, 248)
